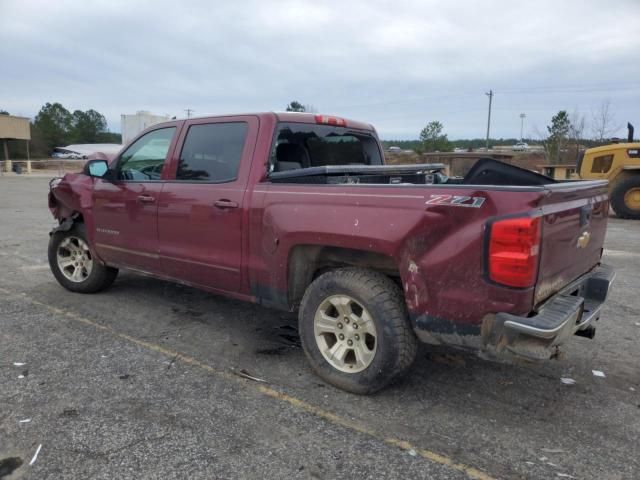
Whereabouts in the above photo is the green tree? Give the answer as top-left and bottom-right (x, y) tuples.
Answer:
(96, 131), (122, 144)
(419, 121), (452, 152)
(545, 110), (571, 162)
(32, 102), (72, 153)
(285, 100), (306, 112)
(0, 109), (9, 115)
(70, 109), (107, 143)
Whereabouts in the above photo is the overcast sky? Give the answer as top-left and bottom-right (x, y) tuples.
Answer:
(1, 0), (639, 140)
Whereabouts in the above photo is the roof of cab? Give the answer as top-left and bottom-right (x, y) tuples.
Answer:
(154, 112), (376, 132)
(273, 112), (375, 131)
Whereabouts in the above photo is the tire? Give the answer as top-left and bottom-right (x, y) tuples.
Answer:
(48, 223), (118, 293)
(298, 268), (417, 394)
(611, 176), (640, 220)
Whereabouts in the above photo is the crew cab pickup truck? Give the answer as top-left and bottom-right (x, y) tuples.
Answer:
(48, 112), (615, 393)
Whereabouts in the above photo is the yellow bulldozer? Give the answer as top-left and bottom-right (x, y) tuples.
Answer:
(578, 123), (640, 219)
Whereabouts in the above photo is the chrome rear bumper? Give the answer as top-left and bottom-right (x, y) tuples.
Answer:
(484, 264), (615, 360)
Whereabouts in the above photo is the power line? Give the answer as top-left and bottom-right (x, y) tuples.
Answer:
(498, 82), (640, 95)
(327, 92), (479, 110)
(324, 81), (639, 111)
(184, 108), (194, 118)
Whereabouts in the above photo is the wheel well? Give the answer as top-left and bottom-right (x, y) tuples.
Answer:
(288, 245), (400, 307)
(51, 212), (84, 235)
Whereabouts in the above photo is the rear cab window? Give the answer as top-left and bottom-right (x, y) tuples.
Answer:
(269, 122), (382, 173)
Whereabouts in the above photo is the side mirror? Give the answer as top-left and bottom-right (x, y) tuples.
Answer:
(84, 159), (110, 178)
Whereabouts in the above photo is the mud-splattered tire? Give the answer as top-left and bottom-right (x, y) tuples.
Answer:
(611, 176), (640, 220)
(298, 268), (417, 394)
(48, 223), (118, 293)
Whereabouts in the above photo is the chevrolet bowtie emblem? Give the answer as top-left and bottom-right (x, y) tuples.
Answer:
(577, 231), (591, 249)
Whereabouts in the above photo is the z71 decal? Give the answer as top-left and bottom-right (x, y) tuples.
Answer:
(425, 194), (486, 208)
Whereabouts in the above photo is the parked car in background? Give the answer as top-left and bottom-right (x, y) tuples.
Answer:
(512, 142), (529, 151)
(51, 151), (86, 159)
(47, 112), (615, 394)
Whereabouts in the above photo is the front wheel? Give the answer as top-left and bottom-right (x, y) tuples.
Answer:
(48, 223), (118, 293)
(298, 268), (417, 394)
(611, 176), (640, 219)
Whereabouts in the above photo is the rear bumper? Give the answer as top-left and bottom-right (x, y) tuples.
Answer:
(483, 264), (616, 360)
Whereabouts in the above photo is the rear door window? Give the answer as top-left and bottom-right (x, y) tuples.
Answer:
(176, 122), (248, 182)
(270, 123), (382, 173)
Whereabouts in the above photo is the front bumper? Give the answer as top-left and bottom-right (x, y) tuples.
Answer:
(484, 264), (616, 360)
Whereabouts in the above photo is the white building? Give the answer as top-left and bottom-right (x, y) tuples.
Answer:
(121, 111), (170, 144)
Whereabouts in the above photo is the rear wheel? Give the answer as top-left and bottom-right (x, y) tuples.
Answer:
(298, 268), (417, 394)
(611, 176), (640, 220)
(48, 223), (118, 293)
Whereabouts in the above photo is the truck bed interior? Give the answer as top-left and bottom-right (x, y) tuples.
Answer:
(268, 157), (557, 186)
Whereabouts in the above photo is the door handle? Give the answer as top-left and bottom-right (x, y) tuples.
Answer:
(214, 199), (239, 209)
(137, 194), (156, 204)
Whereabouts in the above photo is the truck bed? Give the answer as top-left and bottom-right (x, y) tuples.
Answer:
(268, 158), (558, 187)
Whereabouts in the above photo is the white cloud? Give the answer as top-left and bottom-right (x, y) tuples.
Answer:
(1, 0), (638, 139)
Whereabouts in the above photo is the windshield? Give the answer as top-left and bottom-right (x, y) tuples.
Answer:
(270, 122), (382, 173)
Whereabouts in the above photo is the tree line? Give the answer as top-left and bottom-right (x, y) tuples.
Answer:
(31, 103), (121, 155)
(392, 100), (626, 163)
(3, 98), (626, 162)
(285, 99), (626, 163)
(538, 101), (624, 163)
(1, 103), (121, 158)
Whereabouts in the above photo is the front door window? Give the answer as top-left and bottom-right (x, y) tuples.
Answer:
(117, 127), (176, 181)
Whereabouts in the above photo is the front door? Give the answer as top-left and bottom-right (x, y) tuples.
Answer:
(158, 117), (257, 291)
(92, 126), (179, 273)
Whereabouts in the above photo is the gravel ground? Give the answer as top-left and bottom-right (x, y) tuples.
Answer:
(1, 176), (638, 479)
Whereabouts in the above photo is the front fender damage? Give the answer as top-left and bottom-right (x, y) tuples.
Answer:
(49, 213), (80, 236)
(48, 173), (107, 265)
(48, 173), (94, 224)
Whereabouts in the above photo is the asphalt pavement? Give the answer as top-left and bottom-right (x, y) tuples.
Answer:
(1, 176), (638, 479)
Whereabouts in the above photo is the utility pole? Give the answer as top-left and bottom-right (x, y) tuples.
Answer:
(184, 108), (194, 118)
(520, 113), (526, 141)
(485, 90), (493, 151)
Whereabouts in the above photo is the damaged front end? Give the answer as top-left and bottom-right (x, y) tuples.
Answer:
(48, 152), (112, 227)
(48, 173), (93, 224)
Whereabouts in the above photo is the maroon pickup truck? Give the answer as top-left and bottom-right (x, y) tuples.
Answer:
(48, 112), (615, 393)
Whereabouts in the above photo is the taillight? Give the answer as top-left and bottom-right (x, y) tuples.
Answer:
(315, 115), (347, 127)
(488, 216), (541, 288)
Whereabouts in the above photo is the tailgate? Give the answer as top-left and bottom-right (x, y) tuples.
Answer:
(534, 180), (610, 305)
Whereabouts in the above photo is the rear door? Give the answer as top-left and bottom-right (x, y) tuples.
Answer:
(157, 116), (258, 292)
(92, 126), (179, 273)
(534, 180), (610, 304)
